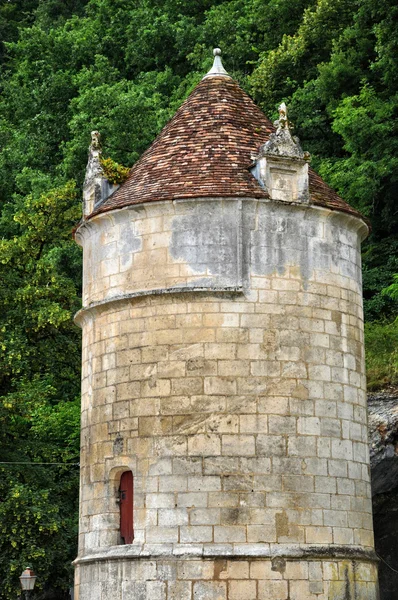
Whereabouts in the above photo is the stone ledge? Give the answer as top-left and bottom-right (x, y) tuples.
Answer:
(74, 543), (378, 565)
(74, 286), (244, 325)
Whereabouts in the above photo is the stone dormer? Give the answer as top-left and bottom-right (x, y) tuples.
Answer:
(251, 103), (311, 204)
(82, 131), (120, 218)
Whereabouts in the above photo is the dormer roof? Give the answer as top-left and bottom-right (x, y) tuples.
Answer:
(89, 52), (364, 222)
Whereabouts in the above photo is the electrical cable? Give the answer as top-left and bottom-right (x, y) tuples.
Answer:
(376, 551), (398, 574)
(0, 461), (79, 466)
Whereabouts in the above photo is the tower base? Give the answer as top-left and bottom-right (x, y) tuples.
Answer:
(74, 546), (378, 599)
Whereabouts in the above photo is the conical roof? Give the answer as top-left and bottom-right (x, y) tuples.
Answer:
(91, 59), (362, 221)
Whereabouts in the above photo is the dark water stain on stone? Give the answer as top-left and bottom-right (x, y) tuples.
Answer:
(275, 511), (289, 538)
(170, 201), (241, 287)
(113, 433), (124, 455)
(271, 557), (286, 574)
(170, 199), (361, 297)
(331, 310), (342, 333)
(250, 202), (360, 289)
(213, 559), (227, 580)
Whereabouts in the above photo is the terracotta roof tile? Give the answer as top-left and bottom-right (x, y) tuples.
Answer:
(90, 75), (364, 221)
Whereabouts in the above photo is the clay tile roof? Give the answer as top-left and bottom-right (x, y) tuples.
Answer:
(91, 75), (363, 221)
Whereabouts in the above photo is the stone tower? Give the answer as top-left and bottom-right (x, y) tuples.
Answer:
(73, 50), (378, 599)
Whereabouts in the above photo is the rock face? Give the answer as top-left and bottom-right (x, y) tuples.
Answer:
(369, 391), (398, 600)
(369, 392), (398, 497)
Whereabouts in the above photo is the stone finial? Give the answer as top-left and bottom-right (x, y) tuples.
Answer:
(275, 102), (289, 131)
(90, 130), (102, 150)
(251, 102), (311, 203)
(262, 103), (308, 160)
(202, 48), (231, 79)
(85, 131), (103, 180)
(83, 131), (120, 218)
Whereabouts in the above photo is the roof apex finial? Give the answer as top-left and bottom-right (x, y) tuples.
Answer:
(202, 47), (231, 80)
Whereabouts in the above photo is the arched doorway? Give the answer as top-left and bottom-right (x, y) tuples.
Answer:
(119, 471), (134, 544)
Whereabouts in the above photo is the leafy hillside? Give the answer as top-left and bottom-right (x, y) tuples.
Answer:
(0, 0), (397, 597)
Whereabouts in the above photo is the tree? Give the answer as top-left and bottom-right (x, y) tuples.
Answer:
(0, 179), (81, 598)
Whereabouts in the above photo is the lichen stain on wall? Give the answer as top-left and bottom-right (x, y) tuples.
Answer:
(170, 200), (241, 287)
(250, 202), (360, 287)
(169, 199), (362, 293)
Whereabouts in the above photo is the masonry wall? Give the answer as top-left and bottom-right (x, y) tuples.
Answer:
(74, 199), (377, 599)
(74, 557), (377, 599)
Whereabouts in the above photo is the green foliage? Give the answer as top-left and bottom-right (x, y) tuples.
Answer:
(0, 179), (81, 392)
(62, 59), (175, 182)
(0, 0), (40, 62)
(100, 157), (130, 185)
(383, 275), (398, 302)
(249, 0), (358, 113)
(0, 388), (80, 598)
(365, 320), (398, 390)
(362, 238), (398, 322)
(0, 177), (81, 598)
(0, 0), (397, 596)
(250, 0), (398, 235)
(319, 84), (398, 233)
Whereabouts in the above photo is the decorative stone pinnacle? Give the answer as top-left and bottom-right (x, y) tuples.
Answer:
(91, 130), (102, 151)
(83, 131), (121, 217)
(251, 101), (311, 203)
(260, 102), (310, 161)
(202, 47), (231, 79)
(275, 102), (289, 132)
(85, 131), (103, 184)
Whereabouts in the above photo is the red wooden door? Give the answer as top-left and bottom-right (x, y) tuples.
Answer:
(119, 471), (134, 544)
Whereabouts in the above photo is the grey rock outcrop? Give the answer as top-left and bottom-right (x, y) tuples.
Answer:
(369, 392), (398, 495)
(368, 390), (398, 600)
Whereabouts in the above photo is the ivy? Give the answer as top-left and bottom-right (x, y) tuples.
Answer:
(100, 156), (130, 185)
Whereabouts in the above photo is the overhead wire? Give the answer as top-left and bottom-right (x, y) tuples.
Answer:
(376, 551), (398, 574)
(0, 461), (79, 466)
